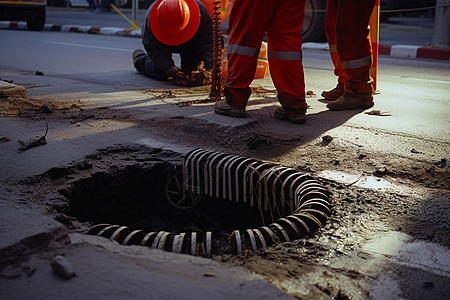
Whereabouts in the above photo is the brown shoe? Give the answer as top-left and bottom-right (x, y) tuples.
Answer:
(321, 83), (345, 100)
(274, 107), (307, 124)
(214, 99), (246, 118)
(326, 92), (374, 111)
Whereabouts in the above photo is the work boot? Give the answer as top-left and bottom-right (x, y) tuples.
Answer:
(132, 49), (146, 69)
(214, 99), (246, 118)
(274, 107), (307, 124)
(326, 92), (374, 111)
(321, 83), (345, 100)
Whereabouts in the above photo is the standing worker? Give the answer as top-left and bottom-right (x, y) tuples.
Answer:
(322, 0), (376, 110)
(132, 0), (213, 87)
(214, 0), (308, 124)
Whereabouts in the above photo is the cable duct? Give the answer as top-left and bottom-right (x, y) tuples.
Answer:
(87, 149), (332, 257)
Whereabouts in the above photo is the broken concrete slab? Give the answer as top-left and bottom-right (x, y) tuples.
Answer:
(0, 196), (70, 269)
(0, 233), (296, 300)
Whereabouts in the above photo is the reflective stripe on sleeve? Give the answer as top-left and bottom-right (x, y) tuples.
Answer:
(268, 50), (302, 61)
(228, 44), (260, 57)
(342, 55), (372, 70)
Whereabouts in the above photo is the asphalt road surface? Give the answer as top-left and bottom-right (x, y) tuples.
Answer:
(44, 6), (436, 45)
(0, 28), (448, 161)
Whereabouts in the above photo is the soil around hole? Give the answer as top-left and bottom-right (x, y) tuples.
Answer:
(14, 140), (450, 299)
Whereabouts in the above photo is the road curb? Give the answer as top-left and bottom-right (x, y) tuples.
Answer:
(379, 44), (450, 61)
(0, 21), (141, 36)
(1, 21), (449, 61)
(302, 42), (450, 62)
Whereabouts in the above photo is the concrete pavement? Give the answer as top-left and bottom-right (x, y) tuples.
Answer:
(1, 76), (448, 299)
(1, 11), (449, 299)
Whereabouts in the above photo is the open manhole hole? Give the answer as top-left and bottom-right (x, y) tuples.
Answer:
(65, 148), (332, 258)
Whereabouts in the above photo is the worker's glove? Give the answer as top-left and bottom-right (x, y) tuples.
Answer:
(165, 66), (194, 87)
(172, 70), (194, 87)
(191, 69), (212, 86)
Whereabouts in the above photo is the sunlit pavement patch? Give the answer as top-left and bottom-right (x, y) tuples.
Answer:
(316, 170), (418, 195)
(358, 231), (450, 299)
(362, 230), (450, 276)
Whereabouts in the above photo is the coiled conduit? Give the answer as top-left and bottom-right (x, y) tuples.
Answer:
(87, 149), (332, 257)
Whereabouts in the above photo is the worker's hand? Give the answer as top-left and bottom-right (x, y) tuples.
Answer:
(172, 70), (194, 87)
(191, 69), (212, 86)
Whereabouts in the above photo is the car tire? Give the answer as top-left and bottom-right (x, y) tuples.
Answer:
(27, 6), (46, 31)
(301, 0), (327, 42)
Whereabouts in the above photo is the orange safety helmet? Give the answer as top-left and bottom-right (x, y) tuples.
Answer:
(150, 0), (201, 46)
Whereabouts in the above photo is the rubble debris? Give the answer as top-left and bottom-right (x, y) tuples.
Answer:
(176, 98), (213, 107)
(250, 86), (277, 95)
(306, 90), (316, 97)
(18, 136), (47, 152)
(426, 166), (435, 175)
(373, 166), (387, 177)
(51, 256), (75, 279)
(0, 136), (10, 143)
(331, 160), (340, 165)
(156, 90), (175, 99)
(18, 119), (48, 152)
(320, 135), (333, 146)
(365, 110), (391, 116)
(434, 158), (447, 168)
(40, 103), (56, 114)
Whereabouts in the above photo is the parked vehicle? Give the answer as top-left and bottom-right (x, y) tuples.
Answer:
(49, 0), (126, 7)
(0, 0), (47, 31)
(380, 0), (436, 21)
(302, 0), (327, 42)
(64, 0), (88, 8)
(381, 0), (436, 10)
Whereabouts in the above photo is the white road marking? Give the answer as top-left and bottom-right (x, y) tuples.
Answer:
(45, 41), (132, 52)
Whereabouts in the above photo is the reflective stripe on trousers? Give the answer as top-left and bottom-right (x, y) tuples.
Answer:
(325, 0), (375, 99)
(341, 55), (372, 70)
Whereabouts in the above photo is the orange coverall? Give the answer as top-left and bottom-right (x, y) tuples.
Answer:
(224, 0), (307, 112)
(325, 0), (376, 100)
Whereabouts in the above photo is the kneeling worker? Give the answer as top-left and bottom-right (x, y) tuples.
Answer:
(133, 0), (213, 87)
